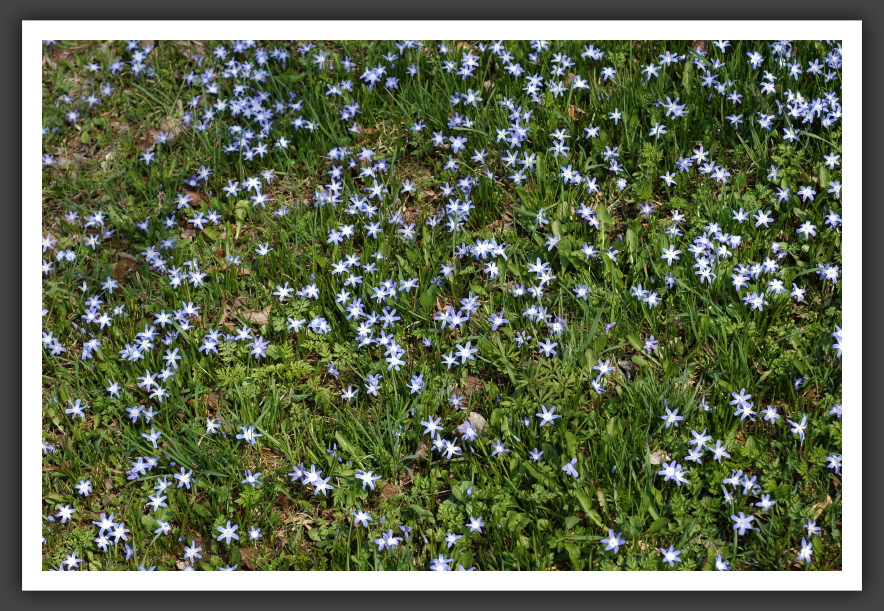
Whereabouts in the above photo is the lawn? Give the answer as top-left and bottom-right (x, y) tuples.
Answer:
(39, 38), (843, 572)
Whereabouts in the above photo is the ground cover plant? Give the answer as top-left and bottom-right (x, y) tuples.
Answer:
(40, 38), (843, 572)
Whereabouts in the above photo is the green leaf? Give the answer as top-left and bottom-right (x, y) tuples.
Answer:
(193, 503), (212, 519)
(408, 504), (432, 520)
(716, 379), (733, 393)
(234, 200), (250, 222)
(564, 431), (578, 457)
(555, 535), (604, 543)
(596, 204), (614, 233)
(585, 510), (603, 529)
(141, 514), (159, 531)
(419, 287), (437, 312)
(626, 334), (644, 353)
(648, 516), (669, 533)
(229, 547), (241, 566)
(506, 511), (529, 532)
(524, 462), (555, 488)
(334, 431), (359, 457)
(681, 59), (694, 94)
(575, 491), (594, 515)
(625, 228), (639, 256)
(596, 489), (608, 512)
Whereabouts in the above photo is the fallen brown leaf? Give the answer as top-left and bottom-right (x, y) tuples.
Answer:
(206, 390), (224, 411)
(241, 306), (272, 326)
(159, 115), (183, 140)
(649, 449), (669, 465)
(112, 256), (137, 283)
(380, 480), (401, 500)
(811, 495), (833, 520)
(239, 547), (258, 570)
(135, 131), (159, 153)
(184, 189), (208, 206)
(220, 295), (249, 330)
(290, 513), (314, 529)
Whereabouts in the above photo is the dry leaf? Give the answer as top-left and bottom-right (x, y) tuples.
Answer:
(485, 211), (512, 232)
(160, 115), (183, 140)
(135, 131), (159, 153)
(100, 150), (115, 170)
(415, 443), (429, 460)
(239, 547), (258, 570)
(221, 296), (268, 329)
(649, 449), (669, 465)
(56, 150), (88, 170)
(114, 250), (138, 263)
(568, 104), (586, 121)
(241, 306), (272, 326)
(180, 229), (196, 240)
(811, 495), (833, 519)
(380, 481), (401, 500)
(220, 295), (249, 329)
(290, 513), (314, 529)
(206, 390), (224, 411)
(112, 256), (137, 283)
(184, 189), (208, 206)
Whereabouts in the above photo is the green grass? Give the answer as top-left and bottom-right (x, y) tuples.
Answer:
(40, 39), (842, 572)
